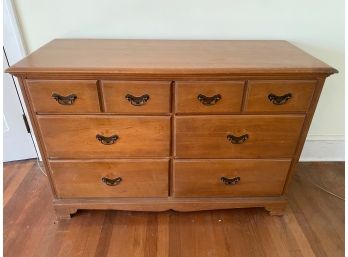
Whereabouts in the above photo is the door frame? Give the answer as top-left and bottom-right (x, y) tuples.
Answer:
(4, 0), (41, 159)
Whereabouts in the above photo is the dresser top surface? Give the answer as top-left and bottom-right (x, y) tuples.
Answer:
(7, 39), (337, 76)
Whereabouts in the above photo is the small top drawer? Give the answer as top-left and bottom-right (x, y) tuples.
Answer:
(102, 81), (171, 113)
(245, 80), (316, 112)
(175, 81), (244, 113)
(26, 80), (100, 113)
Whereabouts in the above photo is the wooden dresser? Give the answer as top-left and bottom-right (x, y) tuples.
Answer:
(7, 39), (337, 219)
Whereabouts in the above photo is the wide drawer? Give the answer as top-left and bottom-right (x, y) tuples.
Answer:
(175, 115), (304, 158)
(50, 159), (169, 198)
(102, 81), (171, 113)
(26, 80), (100, 113)
(175, 81), (244, 113)
(173, 159), (291, 197)
(246, 80), (316, 112)
(38, 115), (171, 158)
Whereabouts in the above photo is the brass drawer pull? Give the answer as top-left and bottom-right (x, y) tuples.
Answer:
(227, 134), (249, 144)
(52, 93), (77, 105)
(102, 177), (122, 186)
(268, 93), (292, 105)
(221, 176), (240, 185)
(96, 134), (119, 145)
(125, 94), (150, 106)
(197, 94), (222, 106)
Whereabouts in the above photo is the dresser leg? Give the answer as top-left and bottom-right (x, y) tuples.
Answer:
(264, 203), (287, 216)
(54, 206), (78, 220)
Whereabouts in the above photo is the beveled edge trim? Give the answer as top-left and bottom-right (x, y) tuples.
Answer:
(6, 66), (338, 76)
(53, 196), (288, 212)
(7, 71), (333, 81)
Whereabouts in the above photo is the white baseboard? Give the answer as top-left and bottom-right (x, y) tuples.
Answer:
(299, 135), (345, 162)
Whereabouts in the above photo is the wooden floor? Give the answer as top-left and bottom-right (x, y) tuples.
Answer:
(4, 160), (344, 257)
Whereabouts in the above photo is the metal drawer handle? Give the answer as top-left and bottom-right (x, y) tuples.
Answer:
(102, 177), (122, 186)
(52, 93), (77, 105)
(125, 94), (150, 106)
(197, 94), (222, 106)
(96, 134), (119, 145)
(227, 134), (249, 144)
(268, 93), (292, 105)
(221, 176), (241, 185)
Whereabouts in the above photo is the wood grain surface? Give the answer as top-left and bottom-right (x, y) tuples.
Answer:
(102, 81), (172, 113)
(6, 39), (337, 76)
(245, 80), (316, 112)
(175, 115), (305, 158)
(37, 115), (171, 158)
(26, 80), (100, 113)
(175, 81), (244, 113)
(50, 159), (169, 198)
(173, 159), (291, 197)
(4, 160), (344, 257)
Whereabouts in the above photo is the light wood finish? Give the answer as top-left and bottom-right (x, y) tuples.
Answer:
(6, 40), (337, 219)
(37, 115), (171, 158)
(102, 81), (171, 113)
(282, 77), (327, 193)
(50, 159), (169, 198)
(53, 206), (78, 220)
(175, 81), (244, 113)
(175, 115), (305, 158)
(4, 160), (344, 257)
(26, 80), (100, 113)
(246, 80), (316, 112)
(6, 39), (337, 77)
(173, 159), (290, 197)
(52, 197), (287, 214)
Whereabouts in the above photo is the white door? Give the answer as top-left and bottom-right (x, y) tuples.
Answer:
(3, 49), (37, 161)
(3, 0), (40, 162)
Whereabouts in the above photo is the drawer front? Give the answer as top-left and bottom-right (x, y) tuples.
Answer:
(175, 81), (244, 113)
(102, 81), (171, 113)
(246, 80), (316, 112)
(50, 159), (169, 198)
(26, 80), (100, 113)
(175, 115), (304, 158)
(38, 115), (170, 158)
(173, 159), (290, 197)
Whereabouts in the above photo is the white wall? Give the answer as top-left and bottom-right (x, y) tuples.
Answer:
(12, 0), (345, 160)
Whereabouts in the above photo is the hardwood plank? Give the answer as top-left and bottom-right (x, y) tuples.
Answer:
(3, 160), (344, 257)
(54, 212), (92, 257)
(93, 211), (114, 257)
(4, 161), (54, 257)
(3, 160), (35, 206)
(105, 211), (159, 257)
(157, 212), (169, 257)
(287, 162), (344, 257)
